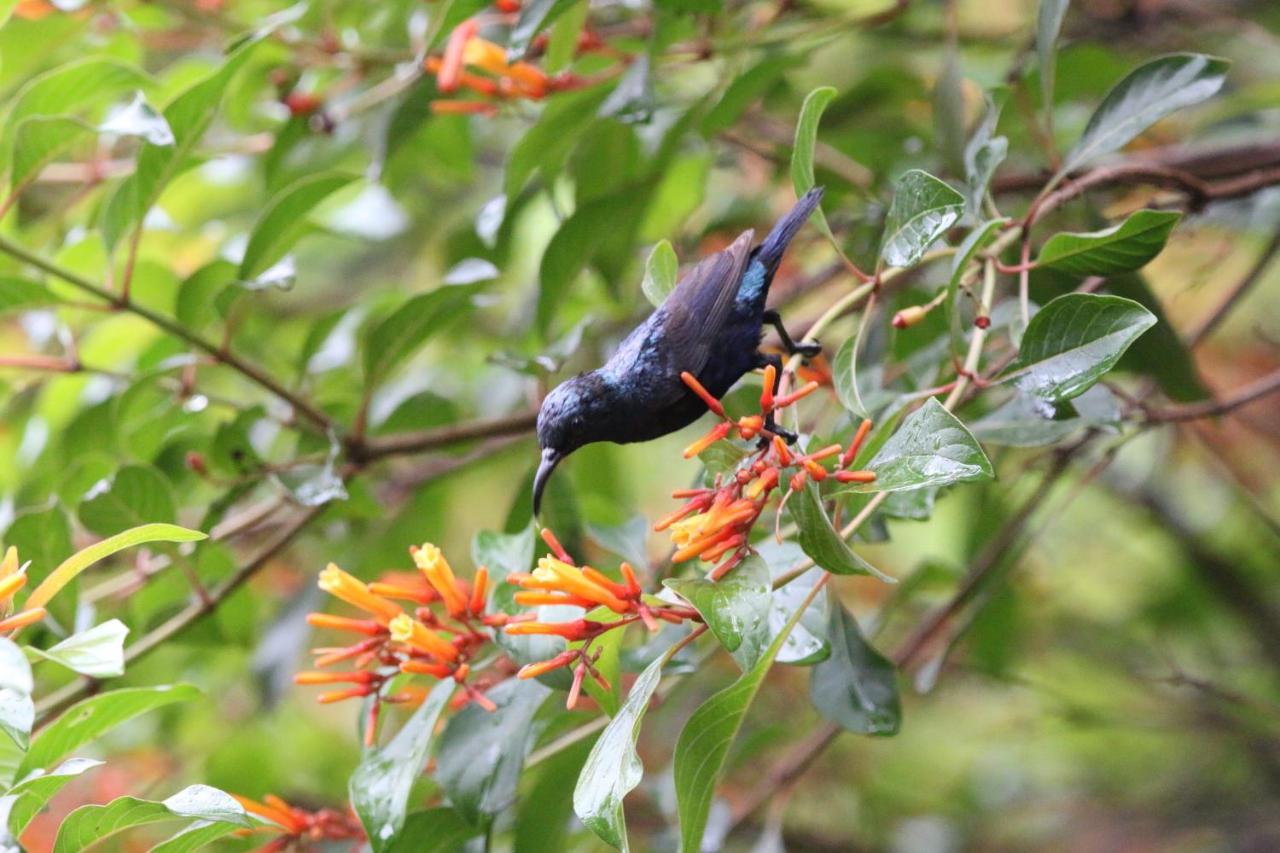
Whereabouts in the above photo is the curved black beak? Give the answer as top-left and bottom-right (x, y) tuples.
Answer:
(532, 447), (561, 516)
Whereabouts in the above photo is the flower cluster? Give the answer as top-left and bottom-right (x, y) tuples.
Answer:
(298, 545), (506, 741)
(233, 793), (364, 852)
(426, 19), (600, 115)
(0, 547), (47, 633)
(657, 368), (877, 579)
(505, 529), (698, 708)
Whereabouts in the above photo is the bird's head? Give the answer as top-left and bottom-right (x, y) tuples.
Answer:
(533, 375), (610, 515)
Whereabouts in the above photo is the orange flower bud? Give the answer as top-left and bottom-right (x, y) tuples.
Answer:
(0, 608), (45, 633)
(505, 619), (602, 640)
(294, 670), (373, 686)
(401, 659), (454, 678)
(462, 36), (509, 76)
(531, 557), (631, 612)
(774, 380), (820, 408)
(469, 567), (489, 616)
(0, 570), (27, 604)
(307, 613), (385, 636)
(683, 422), (732, 459)
(840, 419), (873, 468)
(760, 364), (777, 412)
(412, 544), (469, 618)
(620, 563), (642, 596)
(517, 650), (578, 679)
(431, 99), (498, 116)
(317, 685), (374, 704)
(540, 528), (574, 564)
(892, 304), (928, 329)
(368, 582), (437, 605)
(680, 371), (725, 417)
(834, 470), (877, 484)
(737, 414), (764, 440)
(438, 18), (479, 92)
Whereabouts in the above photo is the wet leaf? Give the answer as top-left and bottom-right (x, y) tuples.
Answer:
(788, 481), (894, 582)
(350, 680), (455, 851)
(77, 465), (175, 536)
(0, 639), (33, 751)
(838, 399), (993, 493)
(27, 619), (128, 678)
(963, 94), (1007, 218)
(5, 758), (104, 837)
(1037, 209), (1180, 275)
(880, 170), (965, 268)
(52, 784), (249, 853)
(665, 554), (771, 670)
(1057, 53), (1229, 179)
(1009, 293), (1156, 402)
(809, 603), (900, 735)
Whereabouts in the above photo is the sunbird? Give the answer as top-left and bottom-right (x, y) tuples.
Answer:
(533, 188), (825, 513)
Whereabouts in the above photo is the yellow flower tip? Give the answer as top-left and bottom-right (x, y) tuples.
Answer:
(388, 613), (414, 643)
(0, 570), (27, 604)
(0, 547), (18, 578)
(317, 564), (403, 625)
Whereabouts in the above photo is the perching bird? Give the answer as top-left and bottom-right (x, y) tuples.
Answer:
(533, 188), (825, 514)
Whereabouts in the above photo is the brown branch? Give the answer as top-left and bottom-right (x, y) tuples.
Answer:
(1143, 369), (1280, 423)
(0, 234), (334, 432)
(351, 410), (539, 462)
(1186, 227), (1280, 346)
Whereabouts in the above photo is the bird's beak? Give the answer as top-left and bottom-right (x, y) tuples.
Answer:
(532, 448), (562, 516)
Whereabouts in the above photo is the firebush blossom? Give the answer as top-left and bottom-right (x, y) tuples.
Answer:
(299, 547), (508, 742)
(0, 546), (47, 633)
(232, 793), (364, 851)
(656, 367), (877, 579)
(504, 528), (699, 708)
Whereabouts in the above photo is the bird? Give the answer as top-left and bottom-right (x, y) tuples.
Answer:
(533, 187), (825, 514)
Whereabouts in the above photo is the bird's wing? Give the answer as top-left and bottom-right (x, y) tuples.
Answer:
(659, 227), (755, 375)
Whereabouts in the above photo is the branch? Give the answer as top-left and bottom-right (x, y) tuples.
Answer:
(0, 234), (334, 432)
(1185, 227), (1280, 346)
(1143, 369), (1280, 423)
(350, 410), (539, 462)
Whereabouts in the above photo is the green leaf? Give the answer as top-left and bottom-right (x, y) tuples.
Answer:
(545, 0), (589, 73)
(238, 172), (355, 281)
(101, 39), (261, 250)
(788, 481), (894, 582)
(436, 678), (550, 826)
(839, 398), (994, 493)
(1057, 53), (1229, 179)
(26, 524), (205, 612)
(424, 0), (489, 50)
(700, 53), (800, 138)
(1037, 209), (1180, 275)
(385, 809), (480, 853)
(5, 758), (104, 837)
(665, 555), (771, 670)
(28, 619), (128, 678)
(641, 239), (678, 308)
(77, 465), (175, 537)
(947, 219), (1005, 359)
(362, 285), (477, 384)
(790, 86), (835, 238)
(52, 785), (249, 853)
(573, 653), (665, 851)
(19, 685), (199, 777)
(1036, 0), (1070, 129)
(0, 639), (33, 751)
(2, 505), (71, 587)
(0, 277), (51, 314)
(351, 680), (455, 852)
(505, 85), (612, 200)
(880, 170), (965, 268)
(148, 819), (242, 853)
(963, 94), (1007, 218)
(672, 576), (822, 852)
(508, 0), (577, 60)
(971, 385), (1119, 447)
(809, 603), (900, 735)
(1009, 293), (1157, 402)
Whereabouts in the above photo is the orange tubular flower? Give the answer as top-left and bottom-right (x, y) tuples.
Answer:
(680, 371), (726, 417)
(505, 619), (602, 641)
(835, 470), (878, 484)
(400, 659), (454, 678)
(438, 18), (478, 92)
(469, 567), (488, 616)
(841, 418), (874, 468)
(318, 565), (403, 626)
(306, 613), (384, 636)
(774, 380), (820, 408)
(529, 557), (631, 612)
(0, 570), (26, 604)
(389, 613), (459, 662)
(411, 544), (469, 618)
(294, 670), (374, 686)
(0, 608), (44, 633)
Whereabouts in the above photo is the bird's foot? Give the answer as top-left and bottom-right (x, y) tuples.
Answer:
(763, 423), (798, 445)
(794, 340), (822, 359)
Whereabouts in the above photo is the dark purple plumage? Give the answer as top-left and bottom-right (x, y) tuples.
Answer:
(533, 188), (825, 513)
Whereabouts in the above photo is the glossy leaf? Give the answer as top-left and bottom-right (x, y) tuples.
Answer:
(350, 680), (454, 851)
(790, 86), (835, 238)
(809, 603), (901, 735)
(963, 94), (1007, 218)
(972, 385), (1120, 447)
(436, 678), (550, 826)
(28, 619), (128, 678)
(148, 819), (242, 853)
(0, 639), (33, 750)
(788, 481), (894, 582)
(52, 785), (249, 853)
(1037, 209), (1180, 275)
(239, 173), (355, 281)
(673, 576), (821, 852)
(839, 399), (994, 493)
(77, 465), (175, 536)
(101, 39), (261, 250)
(5, 758), (104, 837)
(1009, 293), (1156, 402)
(573, 653), (666, 851)
(641, 239), (678, 308)
(880, 170), (965, 268)
(25, 524), (205, 612)
(362, 285), (478, 384)
(1057, 53), (1229, 178)
(665, 554), (771, 670)
(19, 684), (199, 777)
(1037, 0), (1070, 126)
(385, 808), (480, 853)
(508, 0), (577, 59)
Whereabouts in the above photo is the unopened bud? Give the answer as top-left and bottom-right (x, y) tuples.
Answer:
(892, 305), (928, 329)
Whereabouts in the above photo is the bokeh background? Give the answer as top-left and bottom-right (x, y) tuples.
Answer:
(1, 0), (1278, 849)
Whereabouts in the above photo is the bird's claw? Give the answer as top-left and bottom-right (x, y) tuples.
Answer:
(762, 422), (798, 445)
(794, 340), (822, 359)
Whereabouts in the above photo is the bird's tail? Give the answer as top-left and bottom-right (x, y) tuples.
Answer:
(755, 187), (825, 275)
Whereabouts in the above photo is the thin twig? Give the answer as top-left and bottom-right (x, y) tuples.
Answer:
(1143, 369), (1280, 423)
